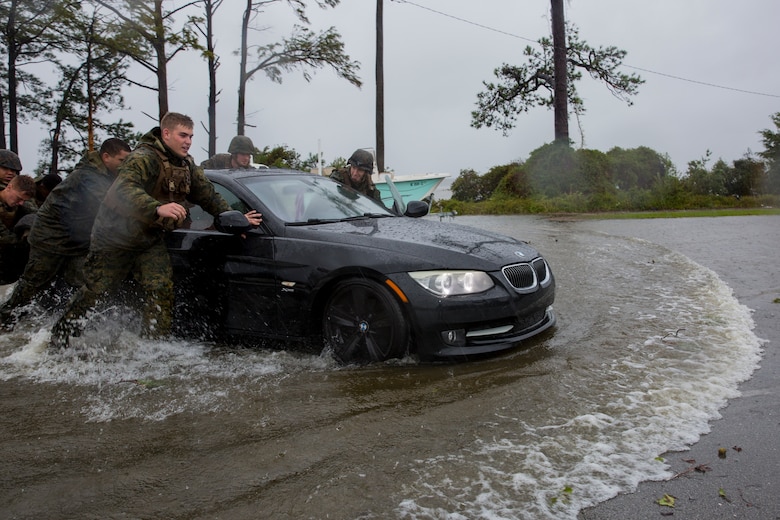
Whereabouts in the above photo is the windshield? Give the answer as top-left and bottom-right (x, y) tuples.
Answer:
(241, 175), (395, 224)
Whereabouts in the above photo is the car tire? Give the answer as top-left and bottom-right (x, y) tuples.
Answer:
(322, 278), (410, 364)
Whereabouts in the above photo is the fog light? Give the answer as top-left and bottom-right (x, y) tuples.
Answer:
(441, 329), (466, 347)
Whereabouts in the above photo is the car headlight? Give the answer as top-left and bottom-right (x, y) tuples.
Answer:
(409, 270), (494, 297)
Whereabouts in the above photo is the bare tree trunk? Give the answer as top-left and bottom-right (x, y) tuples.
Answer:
(6, 0), (20, 152)
(87, 88), (95, 152)
(205, 0), (219, 156)
(551, 0), (568, 144)
(49, 121), (61, 175)
(50, 63), (83, 174)
(86, 17), (95, 152)
(155, 51), (169, 119)
(237, 0), (252, 136)
(375, 0), (384, 173)
(0, 94), (6, 149)
(154, 0), (168, 119)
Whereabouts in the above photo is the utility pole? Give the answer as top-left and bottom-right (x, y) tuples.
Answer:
(551, 0), (569, 143)
(375, 0), (385, 173)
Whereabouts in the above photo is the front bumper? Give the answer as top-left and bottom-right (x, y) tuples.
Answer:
(388, 270), (557, 360)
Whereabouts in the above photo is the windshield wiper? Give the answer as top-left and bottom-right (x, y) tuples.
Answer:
(286, 218), (341, 226)
(340, 213), (392, 221)
(286, 213), (392, 226)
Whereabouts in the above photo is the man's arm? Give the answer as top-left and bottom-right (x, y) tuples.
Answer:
(187, 165), (231, 216)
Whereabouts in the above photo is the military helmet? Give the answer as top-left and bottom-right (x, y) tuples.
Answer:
(228, 135), (255, 155)
(0, 149), (23, 172)
(347, 149), (374, 173)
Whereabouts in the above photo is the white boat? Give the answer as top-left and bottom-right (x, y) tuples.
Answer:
(372, 172), (449, 207)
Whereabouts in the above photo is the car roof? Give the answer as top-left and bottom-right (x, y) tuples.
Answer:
(203, 167), (315, 183)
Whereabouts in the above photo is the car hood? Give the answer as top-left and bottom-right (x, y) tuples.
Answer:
(282, 217), (541, 271)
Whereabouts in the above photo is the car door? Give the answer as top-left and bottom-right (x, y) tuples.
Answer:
(167, 182), (281, 339)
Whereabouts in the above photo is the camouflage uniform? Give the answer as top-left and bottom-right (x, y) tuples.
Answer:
(51, 127), (231, 344)
(0, 151), (116, 326)
(201, 153), (232, 170)
(0, 186), (37, 284)
(33, 173), (62, 206)
(200, 136), (256, 170)
(329, 168), (383, 202)
(200, 153), (256, 170)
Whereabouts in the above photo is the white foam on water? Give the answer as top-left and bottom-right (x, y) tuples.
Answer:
(0, 320), (337, 422)
(395, 250), (764, 520)
(1, 327), (50, 365)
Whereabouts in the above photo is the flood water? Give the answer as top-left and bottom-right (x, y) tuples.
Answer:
(0, 216), (765, 520)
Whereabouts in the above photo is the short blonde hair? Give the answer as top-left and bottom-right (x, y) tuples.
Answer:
(161, 112), (194, 131)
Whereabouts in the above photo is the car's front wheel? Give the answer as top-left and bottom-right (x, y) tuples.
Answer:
(322, 278), (410, 364)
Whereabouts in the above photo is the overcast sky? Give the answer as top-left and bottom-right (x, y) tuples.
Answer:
(18, 0), (780, 180)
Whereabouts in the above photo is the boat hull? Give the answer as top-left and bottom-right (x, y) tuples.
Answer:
(374, 173), (448, 206)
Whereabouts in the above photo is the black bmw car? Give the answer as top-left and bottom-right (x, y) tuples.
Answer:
(166, 169), (556, 363)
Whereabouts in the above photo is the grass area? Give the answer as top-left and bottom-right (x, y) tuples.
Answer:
(435, 193), (780, 217)
(572, 207), (780, 220)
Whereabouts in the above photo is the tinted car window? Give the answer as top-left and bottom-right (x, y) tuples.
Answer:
(187, 182), (246, 230)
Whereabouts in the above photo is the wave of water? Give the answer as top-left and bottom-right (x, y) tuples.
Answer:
(0, 323), (340, 423)
(400, 308), (759, 516)
(394, 234), (764, 519)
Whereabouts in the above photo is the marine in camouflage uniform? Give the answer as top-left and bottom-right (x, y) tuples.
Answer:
(0, 149), (37, 217)
(51, 114), (232, 346)
(200, 135), (256, 170)
(0, 149), (23, 190)
(0, 139), (131, 329)
(0, 174), (37, 285)
(329, 148), (383, 203)
(33, 173), (62, 206)
(199, 153), (234, 169)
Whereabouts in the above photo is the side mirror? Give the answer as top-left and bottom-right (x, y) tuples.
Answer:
(404, 200), (429, 218)
(214, 210), (251, 234)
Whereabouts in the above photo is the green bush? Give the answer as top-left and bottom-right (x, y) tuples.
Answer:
(437, 139), (779, 215)
(493, 163), (531, 199)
